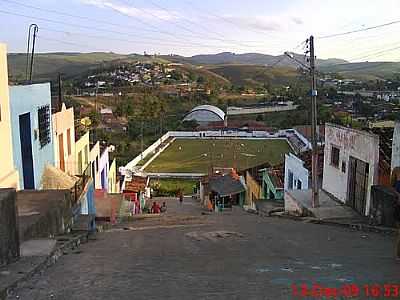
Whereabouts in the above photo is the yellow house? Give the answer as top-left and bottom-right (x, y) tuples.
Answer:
(90, 141), (101, 189)
(0, 44), (19, 189)
(52, 103), (76, 175)
(245, 171), (261, 208)
(107, 158), (119, 193)
(75, 131), (90, 176)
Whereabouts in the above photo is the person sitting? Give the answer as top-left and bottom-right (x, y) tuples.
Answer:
(151, 202), (161, 214)
(160, 202), (167, 213)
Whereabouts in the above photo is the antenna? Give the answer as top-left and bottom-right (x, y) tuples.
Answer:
(26, 23), (39, 83)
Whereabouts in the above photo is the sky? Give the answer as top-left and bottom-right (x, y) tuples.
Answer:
(0, 0), (399, 62)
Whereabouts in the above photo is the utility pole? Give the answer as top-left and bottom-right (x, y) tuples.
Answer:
(58, 73), (63, 111)
(141, 120), (144, 160)
(284, 36), (319, 207)
(309, 35), (319, 208)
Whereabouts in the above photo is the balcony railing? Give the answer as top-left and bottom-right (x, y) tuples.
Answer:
(71, 163), (91, 205)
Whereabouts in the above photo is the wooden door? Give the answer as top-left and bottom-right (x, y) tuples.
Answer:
(59, 133), (65, 171)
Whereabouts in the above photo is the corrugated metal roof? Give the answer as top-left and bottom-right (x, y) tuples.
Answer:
(184, 105), (225, 121)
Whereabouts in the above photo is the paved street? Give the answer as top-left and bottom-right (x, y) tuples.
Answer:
(9, 197), (399, 300)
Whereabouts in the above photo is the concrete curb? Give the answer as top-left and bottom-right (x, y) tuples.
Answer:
(0, 232), (89, 300)
(305, 218), (397, 235)
(262, 212), (397, 235)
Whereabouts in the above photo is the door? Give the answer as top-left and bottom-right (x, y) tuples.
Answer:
(58, 133), (65, 171)
(19, 113), (35, 189)
(91, 162), (96, 187)
(101, 169), (105, 190)
(347, 157), (369, 215)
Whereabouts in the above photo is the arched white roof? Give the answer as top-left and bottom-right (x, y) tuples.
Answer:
(184, 105), (225, 122)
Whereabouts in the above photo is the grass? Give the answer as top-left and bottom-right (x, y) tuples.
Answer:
(144, 139), (291, 173)
(150, 179), (198, 196)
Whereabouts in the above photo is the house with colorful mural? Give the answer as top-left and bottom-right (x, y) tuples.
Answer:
(52, 103), (76, 175)
(9, 83), (55, 190)
(0, 43), (19, 189)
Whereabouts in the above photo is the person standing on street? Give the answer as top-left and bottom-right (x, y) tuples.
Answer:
(179, 189), (183, 205)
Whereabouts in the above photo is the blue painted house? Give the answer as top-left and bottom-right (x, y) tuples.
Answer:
(9, 83), (55, 189)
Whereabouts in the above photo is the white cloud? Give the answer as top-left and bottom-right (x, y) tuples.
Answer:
(218, 14), (305, 33)
(81, 0), (179, 21)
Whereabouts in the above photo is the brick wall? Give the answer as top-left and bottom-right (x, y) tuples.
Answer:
(0, 189), (19, 266)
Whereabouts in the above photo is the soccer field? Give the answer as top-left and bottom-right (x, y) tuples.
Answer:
(144, 139), (291, 173)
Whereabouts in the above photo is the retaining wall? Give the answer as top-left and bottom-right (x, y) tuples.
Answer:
(0, 189), (19, 267)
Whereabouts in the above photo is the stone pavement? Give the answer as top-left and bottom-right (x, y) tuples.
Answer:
(7, 197), (400, 300)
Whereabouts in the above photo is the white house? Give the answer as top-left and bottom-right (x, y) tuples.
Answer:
(322, 123), (380, 216)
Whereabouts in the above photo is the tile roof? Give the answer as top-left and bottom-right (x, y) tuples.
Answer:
(294, 125), (325, 143)
(209, 173), (246, 197)
(298, 147), (325, 176)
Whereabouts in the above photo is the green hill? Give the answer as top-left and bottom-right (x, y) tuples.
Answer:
(7, 52), (169, 82)
(319, 61), (400, 80)
(207, 64), (300, 88)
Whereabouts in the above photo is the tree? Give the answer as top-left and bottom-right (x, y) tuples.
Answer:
(89, 110), (100, 127)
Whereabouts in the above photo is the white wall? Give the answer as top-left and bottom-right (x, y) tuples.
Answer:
(391, 122), (400, 170)
(284, 153), (309, 191)
(322, 123), (379, 215)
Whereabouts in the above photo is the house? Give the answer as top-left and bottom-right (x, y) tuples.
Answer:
(123, 175), (148, 214)
(90, 141), (101, 189)
(323, 123), (379, 216)
(98, 145), (110, 191)
(75, 131), (90, 176)
(9, 83), (55, 189)
(284, 149), (324, 192)
(52, 103), (76, 175)
(0, 43), (19, 188)
(201, 169), (246, 210)
(244, 170), (262, 209)
(108, 158), (119, 193)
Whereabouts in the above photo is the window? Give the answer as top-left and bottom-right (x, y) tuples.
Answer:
(67, 128), (71, 155)
(331, 146), (340, 168)
(78, 151), (82, 174)
(288, 170), (294, 189)
(297, 180), (302, 190)
(96, 156), (99, 172)
(38, 105), (51, 147)
(84, 145), (89, 166)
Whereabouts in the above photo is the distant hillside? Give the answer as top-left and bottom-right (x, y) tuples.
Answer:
(319, 61), (400, 80)
(8, 51), (400, 84)
(165, 52), (348, 68)
(7, 52), (169, 81)
(207, 64), (299, 88)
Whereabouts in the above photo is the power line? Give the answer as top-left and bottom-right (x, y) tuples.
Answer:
(0, 0), (266, 49)
(182, 0), (281, 37)
(0, 8), (262, 50)
(145, 0), (266, 45)
(39, 27), (236, 50)
(318, 19), (400, 39)
(121, 0), (255, 48)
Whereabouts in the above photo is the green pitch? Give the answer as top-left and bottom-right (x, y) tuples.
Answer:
(144, 139), (291, 173)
